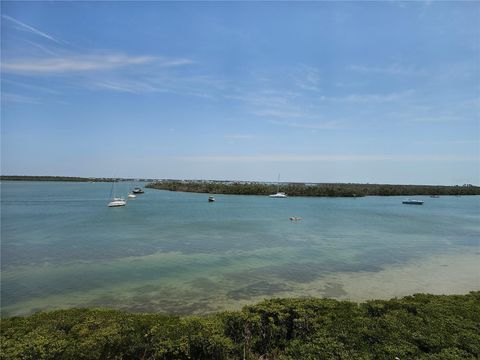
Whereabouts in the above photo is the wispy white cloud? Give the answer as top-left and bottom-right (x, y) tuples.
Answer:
(385, 101), (476, 125)
(293, 65), (321, 91)
(226, 89), (311, 119)
(2, 15), (64, 44)
(253, 109), (308, 119)
(90, 80), (159, 94)
(1, 92), (40, 104)
(224, 134), (255, 140)
(144, 74), (221, 98)
(342, 91), (413, 103)
(227, 82), (414, 122)
(2, 54), (192, 74)
(268, 119), (343, 130)
(177, 154), (477, 162)
(2, 79), (59, 94)
(326, 90), (415, 104)
(22, 39), (60, 56)
(158, 58), (194, 67)
(349, 64), (426, 76)
(2, 41), (201, 98)
(225, 90), (299, 107)
(88, 76), (218, 99)
(407, 115), (463, 123)
(2, 55), (151, 74)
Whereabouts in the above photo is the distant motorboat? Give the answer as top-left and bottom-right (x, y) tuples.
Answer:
(402, 199), (424, 205)
(289, 216), (302, 221)
(132, 187), (144, 194)
(208, 196), (215, 202)
(128, 194), (136, 199)
(430, 195), (440, 198)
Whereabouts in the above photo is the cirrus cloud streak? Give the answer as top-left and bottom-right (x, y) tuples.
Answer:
(2, 54), (193, 74)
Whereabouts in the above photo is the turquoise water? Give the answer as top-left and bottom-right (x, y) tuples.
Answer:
(1, 181), (479, 316)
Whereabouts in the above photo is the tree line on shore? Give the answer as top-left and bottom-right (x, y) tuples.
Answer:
(1, 292), (479, 359)
(0, 176), (156, 183)
(3, 176), (479, 196)
(146, 180), (480, 197)
(0, 176), (113, 182)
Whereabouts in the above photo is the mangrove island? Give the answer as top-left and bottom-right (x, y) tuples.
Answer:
(146, 180), (480, 197)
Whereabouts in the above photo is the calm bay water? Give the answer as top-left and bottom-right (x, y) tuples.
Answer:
(1, 181), (479, 316)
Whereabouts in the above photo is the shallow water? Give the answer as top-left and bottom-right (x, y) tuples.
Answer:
(1, 181), (479, 316)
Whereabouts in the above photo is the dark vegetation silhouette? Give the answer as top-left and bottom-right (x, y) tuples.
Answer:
(147, 180), (480, 197)
(2, 292), (479, 359)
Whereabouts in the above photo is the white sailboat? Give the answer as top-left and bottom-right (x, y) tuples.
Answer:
(108, 179), (127, 207)
(269, 175), (287, 198)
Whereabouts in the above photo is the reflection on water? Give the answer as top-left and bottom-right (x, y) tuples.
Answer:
(1, 181), (479, 316)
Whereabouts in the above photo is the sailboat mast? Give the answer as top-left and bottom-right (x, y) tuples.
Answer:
(109, 180), (115, 199)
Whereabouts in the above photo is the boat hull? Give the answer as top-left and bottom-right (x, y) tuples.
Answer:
(108, 200), (127, 207)
(269, 192), (287, 198)
(402, 200), (424, 205)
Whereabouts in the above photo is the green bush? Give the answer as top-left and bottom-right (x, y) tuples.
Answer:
(1, 292), (479, 359)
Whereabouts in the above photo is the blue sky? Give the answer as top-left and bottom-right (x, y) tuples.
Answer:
(1, 1), (479, 185)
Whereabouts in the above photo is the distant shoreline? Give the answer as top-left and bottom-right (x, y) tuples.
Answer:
(146, 180), (480, 197)
(2, 176), (479, 196)
(0, 175), (110, 182)
(0, 176), (153, 183)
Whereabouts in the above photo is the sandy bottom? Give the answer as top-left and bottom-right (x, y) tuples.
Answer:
(186, 249), (480, 313)
(3, 249), (479, 317)
(287, 250), (480, 302)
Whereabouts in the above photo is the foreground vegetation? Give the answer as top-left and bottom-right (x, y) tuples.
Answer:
(2, 292), (479, 359)
(146, 180), (480, 197)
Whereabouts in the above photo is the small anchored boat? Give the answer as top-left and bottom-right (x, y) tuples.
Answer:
(289, 216), (302, 221)
(132, 187), (144, 194)
(269, 175), (287, 198)
(108, 197), (127, 207)
(270, 192), (287, 198)
(402, 199), (424, 205)
(208, 196), (215, 202)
